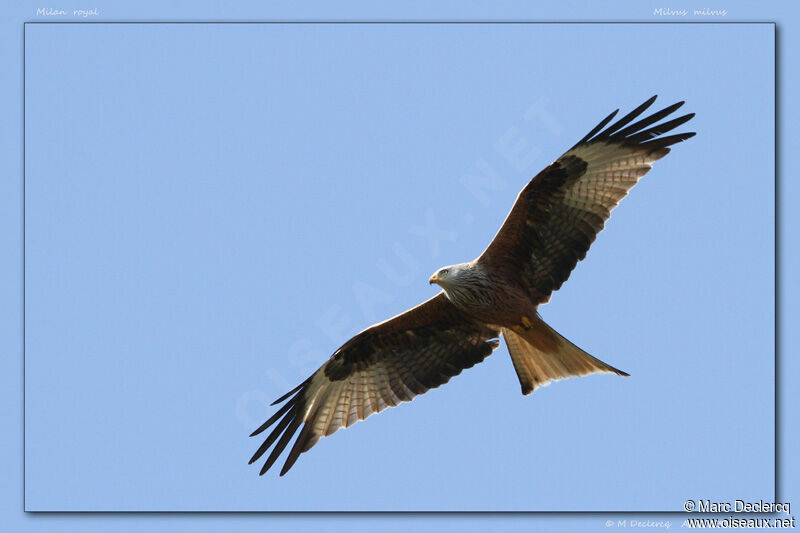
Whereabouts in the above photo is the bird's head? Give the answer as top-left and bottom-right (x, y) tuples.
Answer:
(429, 263), (470, 288)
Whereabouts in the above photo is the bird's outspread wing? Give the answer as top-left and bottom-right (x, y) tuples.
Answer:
(249, 293), (500, 476)
(478, 95), (695, 305)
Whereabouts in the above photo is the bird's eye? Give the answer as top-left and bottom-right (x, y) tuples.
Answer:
(440, 269), (449, 277)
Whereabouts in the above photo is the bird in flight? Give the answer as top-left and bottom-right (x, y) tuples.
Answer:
(250, 96), (695, 476)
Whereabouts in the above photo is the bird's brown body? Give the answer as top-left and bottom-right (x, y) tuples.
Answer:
(250, 96), (695, 476)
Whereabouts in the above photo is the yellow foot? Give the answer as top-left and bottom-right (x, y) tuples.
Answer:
(521, 316), (533, 330)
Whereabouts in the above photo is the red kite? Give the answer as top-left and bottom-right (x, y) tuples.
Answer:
(250, 96), (695, 476)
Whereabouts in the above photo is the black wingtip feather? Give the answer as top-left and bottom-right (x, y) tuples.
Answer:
(611, 101), (685, 140)
(600, 95), (658, 137)
(624, 113), (696, 145)
(576, 97), (695, 152)
(640, 131), (696, 150)
(572, 108), (619, 148)
(249, 403), (299, 465)
(270, 379), (308, 406)
(278, 423), (314, 476)
(249, 397), (296, 437)
(250, 377), (319, 475)
(260, 415), (303, 475)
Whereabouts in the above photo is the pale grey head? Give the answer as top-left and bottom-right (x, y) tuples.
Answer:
(429, 262), (472, 287)
(428, 261), (493, 308)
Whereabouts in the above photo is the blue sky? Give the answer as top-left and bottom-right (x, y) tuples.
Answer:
(2, 1), (797, 532)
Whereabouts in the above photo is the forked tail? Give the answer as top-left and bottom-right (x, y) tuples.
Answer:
(502, 315), (628, 395)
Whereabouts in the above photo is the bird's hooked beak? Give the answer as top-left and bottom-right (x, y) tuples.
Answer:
(429, 274), (440, 285)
